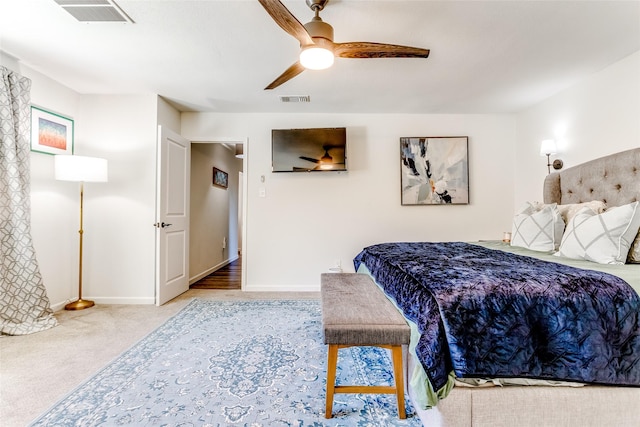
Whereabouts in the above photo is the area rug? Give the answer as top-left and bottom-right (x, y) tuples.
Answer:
(31, 299), (423, 426)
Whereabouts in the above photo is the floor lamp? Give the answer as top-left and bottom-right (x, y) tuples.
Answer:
(54, 155), (108, 310)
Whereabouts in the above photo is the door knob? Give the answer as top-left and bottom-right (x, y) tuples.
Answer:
(154, 222), (173, 228)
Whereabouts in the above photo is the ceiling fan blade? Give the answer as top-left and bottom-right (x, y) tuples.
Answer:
(299, 156), (320, 164)
(334, 42), (430, 59)
(265, 61), (306, 90)
(258, 0), (314, 46)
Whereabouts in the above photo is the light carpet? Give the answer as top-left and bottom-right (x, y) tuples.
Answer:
(30, 299), (422, 426)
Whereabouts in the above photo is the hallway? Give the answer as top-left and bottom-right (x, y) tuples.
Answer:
(190, 257), (241, 290)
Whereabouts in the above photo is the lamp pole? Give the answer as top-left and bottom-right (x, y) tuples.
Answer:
(65, 181), (94, 310)
(55, 155), (107, 311)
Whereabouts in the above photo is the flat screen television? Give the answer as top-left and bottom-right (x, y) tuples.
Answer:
(272, 127), (347, 172)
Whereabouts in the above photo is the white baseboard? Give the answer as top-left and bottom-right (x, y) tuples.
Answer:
(243, 284), (319, 292)
(91, 296), (156, 305)
(50, 301), (68, 312)
(51, 296), (155, 311)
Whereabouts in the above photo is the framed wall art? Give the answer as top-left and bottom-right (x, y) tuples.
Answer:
(400, 136), (469, 205)
(30, 106), (74, 155)
(212, 167), (228, 189)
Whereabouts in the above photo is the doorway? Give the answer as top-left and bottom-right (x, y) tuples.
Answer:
(188, 139), (246, 291)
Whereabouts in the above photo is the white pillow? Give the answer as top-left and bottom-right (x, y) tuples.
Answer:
(556, 201), (607, 225)
(628, 233), (640, 263)
(556, 201), (640, 264)
(511, 203), (564, 252)
(527, 200), (607, 225)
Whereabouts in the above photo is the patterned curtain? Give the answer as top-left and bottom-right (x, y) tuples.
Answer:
(0, 66), (57, 335)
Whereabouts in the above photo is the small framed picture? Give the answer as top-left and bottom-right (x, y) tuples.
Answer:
(30, 106), (74, 155)
(213, 167), (228, 189)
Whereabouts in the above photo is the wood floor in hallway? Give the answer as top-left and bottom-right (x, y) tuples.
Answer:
(190, 257), (241, 290)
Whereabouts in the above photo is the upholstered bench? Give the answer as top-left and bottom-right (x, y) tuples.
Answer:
(320, 272), (411, 419)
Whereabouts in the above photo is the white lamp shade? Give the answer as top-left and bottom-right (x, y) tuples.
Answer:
(55, 155), (108, 182)
(299, 46), (334, 70)
(540, 139), (557, 156)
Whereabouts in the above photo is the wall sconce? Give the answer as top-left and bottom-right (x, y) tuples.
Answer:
(540, 139), (563, 174)
(235, 144), (244, 159)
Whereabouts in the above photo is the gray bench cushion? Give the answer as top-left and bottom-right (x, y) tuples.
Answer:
(321, 273), (410, 345)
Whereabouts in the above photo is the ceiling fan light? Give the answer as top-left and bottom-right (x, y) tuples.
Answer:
(319, 151), (333, 169)
(299, 46), (334, 70)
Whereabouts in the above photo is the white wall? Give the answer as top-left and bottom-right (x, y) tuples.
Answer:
(181, 113), (516, 291)
(15, 57), (177, 309)
(74, 94), (160, 304)
(30, 92), (161, 309)
(158, 97), (181, 133)
(25, 65), (82, 309)
(514, 51), (640, 207)
(12, 48), (638, 302)
(190, 143), (242, 282)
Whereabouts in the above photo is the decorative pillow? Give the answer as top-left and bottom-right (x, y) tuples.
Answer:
(628, 232), (640, 263)
(556, 201), (640, 264)
(511, 203), (564, 252)
(556, 201), (607, 225)
(527, 200), (607, 225)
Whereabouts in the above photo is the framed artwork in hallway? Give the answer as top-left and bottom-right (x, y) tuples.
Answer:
(213, 167), (228, 189)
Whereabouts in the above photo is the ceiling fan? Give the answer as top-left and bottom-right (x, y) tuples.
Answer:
(258, 0), (430, 90)
(299, 145), (344, 170)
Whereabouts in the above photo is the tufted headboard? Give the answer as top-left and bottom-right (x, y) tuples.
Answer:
(543, 148), (640, 208)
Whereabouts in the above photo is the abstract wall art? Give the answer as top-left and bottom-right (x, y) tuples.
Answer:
(400, 136), (469, 205)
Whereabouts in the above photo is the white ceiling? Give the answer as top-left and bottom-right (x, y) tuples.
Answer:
(1, 0), (639, 114)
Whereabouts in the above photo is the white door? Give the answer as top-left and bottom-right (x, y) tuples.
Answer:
(155, 126), (190, 305)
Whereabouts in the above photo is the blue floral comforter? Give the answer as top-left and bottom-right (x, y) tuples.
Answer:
(353, 242), (640, 391)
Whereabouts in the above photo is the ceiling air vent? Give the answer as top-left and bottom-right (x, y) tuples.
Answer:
(279, 96), (311, 103)
(54, 0), (134, 23)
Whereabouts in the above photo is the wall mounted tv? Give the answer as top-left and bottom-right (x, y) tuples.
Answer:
(272, 127), (347, 172)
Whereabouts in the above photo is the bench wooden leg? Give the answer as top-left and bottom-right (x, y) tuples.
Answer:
(391, 345), (406, 419)
(325, 344), (406, 419)
(325, 344), (339, 418)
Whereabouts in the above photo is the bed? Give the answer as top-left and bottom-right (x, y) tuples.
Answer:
(354, 148), (640, 427)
